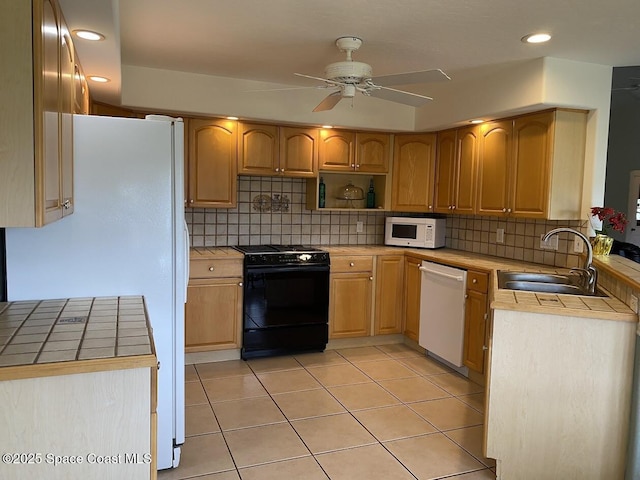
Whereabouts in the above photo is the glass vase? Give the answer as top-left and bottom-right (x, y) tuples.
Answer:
(591, 234), (614, 256)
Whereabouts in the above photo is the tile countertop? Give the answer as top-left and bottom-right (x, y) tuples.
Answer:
(190, 246), (244, 260)
(0, 296), (156, 381)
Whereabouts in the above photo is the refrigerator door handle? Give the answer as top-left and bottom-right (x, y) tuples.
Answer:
(183, 219), (190, 302)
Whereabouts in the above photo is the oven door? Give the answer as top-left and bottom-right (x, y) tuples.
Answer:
(242, 264), (330, 358)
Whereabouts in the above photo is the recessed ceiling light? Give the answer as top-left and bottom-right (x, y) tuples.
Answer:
(88, 76), (110, 83)
(322, 125), (333, 129)
(226, 116), (239, 120)
(521, 33), (551, 44)
(469, 119), (484, 124)
(73, 30), (105, 41)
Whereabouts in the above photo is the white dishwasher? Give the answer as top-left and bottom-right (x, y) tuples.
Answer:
(418, 261), (467, 368)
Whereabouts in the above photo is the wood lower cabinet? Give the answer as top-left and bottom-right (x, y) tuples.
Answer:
(391, 134), (437, 212)
(463, 270), (490, 373)
(186, 118), (238, 208)
(329, 256), (373, 339)
(374, 255), (405, 335)
(185, 256), (243, 352)
(403, 256), (423, 341)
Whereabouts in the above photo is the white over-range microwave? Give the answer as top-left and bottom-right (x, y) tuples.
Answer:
(385, 217), (446, 249)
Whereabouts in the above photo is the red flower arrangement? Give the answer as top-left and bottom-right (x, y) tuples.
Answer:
(590, 207), (628, 235)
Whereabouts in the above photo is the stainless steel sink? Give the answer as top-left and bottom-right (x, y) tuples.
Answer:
(497, 270), (606, 297)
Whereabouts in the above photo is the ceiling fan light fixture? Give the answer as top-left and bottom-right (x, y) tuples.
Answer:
(73, 29), (105, 41)
(521, 33), (551, 44)
(88, 75), (110, 83)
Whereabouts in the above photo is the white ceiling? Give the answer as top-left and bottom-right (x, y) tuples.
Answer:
(60, 0), (640, 106)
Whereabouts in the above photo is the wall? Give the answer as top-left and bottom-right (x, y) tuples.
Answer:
(187, 176), (585, 269)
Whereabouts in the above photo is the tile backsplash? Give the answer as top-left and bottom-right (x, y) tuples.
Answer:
(186, 175), (587, 269)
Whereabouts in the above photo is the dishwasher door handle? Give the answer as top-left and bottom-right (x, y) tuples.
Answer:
(419, 266), (465, 282)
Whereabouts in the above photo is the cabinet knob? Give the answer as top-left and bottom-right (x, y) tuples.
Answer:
(349, 262), (355, 267)
(356, 164), (360, 168)
(190, 199), (194, 204)
(483, 346), (489, 351)
(281, 168), (285, 173)
(208, 266), (214, 272)
(502, 208), (507, 212)
(507, 208), (512, 213)
(464, 294), (468, 299)
(472, 278), (478, 284)
(238, 282), (243, 287)
(428, 205), (433, 210)
(369, 276), (373, 281)
(351, 164), (355, 168)
(62, 200), (71, 209)
(452, 205), (456, 210)
(275, 167), (280, 172)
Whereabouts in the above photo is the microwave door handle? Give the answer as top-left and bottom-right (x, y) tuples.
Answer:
(418, 266), (464, 282)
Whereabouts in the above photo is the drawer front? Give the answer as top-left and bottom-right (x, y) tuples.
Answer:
(331, 256), (374, 273)
(190, 259), (242, 279)
(467, 270), (489, 293)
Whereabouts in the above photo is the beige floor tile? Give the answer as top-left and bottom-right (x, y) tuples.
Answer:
(352, 404), (437, 442)
(239, 457), (328, 480)
(291, 413), (377, 454)
(307, 363), (370, 387)
(157, 433), (234, 480)
(336, 346), (391, 363)
(445, 425), (496, 468)
(385, 433), (485, 479)
(257, 368), (321, 394)
(185, 364), (199, 382)
(316, 444), (415, 480)
(328, 382), (401, 411)
(459, 392), (486, 413)
(212, 396), (286, 431)
(185, 380), (208, 406)
(224, 423), (310, 468)
(272, 388), (346, 420)
(294, 350), (348, 367)
(186, 404), (220, 436)
(453, 469), (497, 479)
(355, 359), (419, 381)
(159, 471), (240, 480)
(428, 372), (485, 396)
(195, 360), (252, 379)
(202, 375), (267, 402)
(378, 376), (451, 403)
(410, 397), (484, 431)
(376, 343), (424, 359)
(247, 356), (302, 373)
(399, 355), (454, 376)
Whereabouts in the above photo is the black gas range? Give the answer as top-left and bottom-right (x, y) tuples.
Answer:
(233, 245), (330, 359)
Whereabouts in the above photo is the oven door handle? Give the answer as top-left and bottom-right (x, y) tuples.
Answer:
(245, 265), (330, 275)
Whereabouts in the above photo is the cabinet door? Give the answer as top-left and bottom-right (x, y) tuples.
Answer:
(40, 0), (63, 224)
(319, 130), (354, 171)
(511, 111), (553, 218)
(454, 126), (478, 215)
(185, 279), (242, 351)
(463, 289), (488, 373)
(403, 256), (422, 341)
(280, 127), (317, 177)
(187, 118), (237, 208)
(238, 123), (278, 175)
(477, 120), (511, 216)
(59, 18), (74, 216)
(329, 272), (372, 338)
(391, 134), (436, 212)
(374, 255), (404, 335)
(434, 129), (456, 213)
(355, 132), (390, 173)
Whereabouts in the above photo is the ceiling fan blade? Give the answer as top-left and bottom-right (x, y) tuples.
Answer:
(371, 68), (451, 87)
(368, 86), (433, 107)
(295, 72), (344, 87)
(313, 91), (342, 112)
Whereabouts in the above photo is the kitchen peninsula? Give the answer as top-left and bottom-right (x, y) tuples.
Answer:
(0, 296), (158, 480)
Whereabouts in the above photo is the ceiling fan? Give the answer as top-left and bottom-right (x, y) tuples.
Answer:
(295, 36), (451, 112)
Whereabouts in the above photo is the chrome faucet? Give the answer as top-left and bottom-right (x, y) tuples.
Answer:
(542, 227), (597, 294)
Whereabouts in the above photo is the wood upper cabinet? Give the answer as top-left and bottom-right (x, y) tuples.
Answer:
(477, 109), (586, 219)
(319, 130), (390, 173)
(319, 130), (354, 171)
(279, 127), (318, 177)
(476, 120), (512, 216)
(434, 129), (457, 213)
(238, 123), (278, 175)
(0, 0), (77, 227)
(403, 256), (422, 341)
(463, 270), (489, 373)
(187, 118), (238, 208)
(329, 256), (373, 339)
(374, 255), (404, 335)
(391, 133), (437, 212)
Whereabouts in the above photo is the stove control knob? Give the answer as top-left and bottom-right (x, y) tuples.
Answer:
(299, 254), (311, 262)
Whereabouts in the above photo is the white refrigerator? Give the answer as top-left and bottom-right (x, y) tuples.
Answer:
(5, 114), (187, 470)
